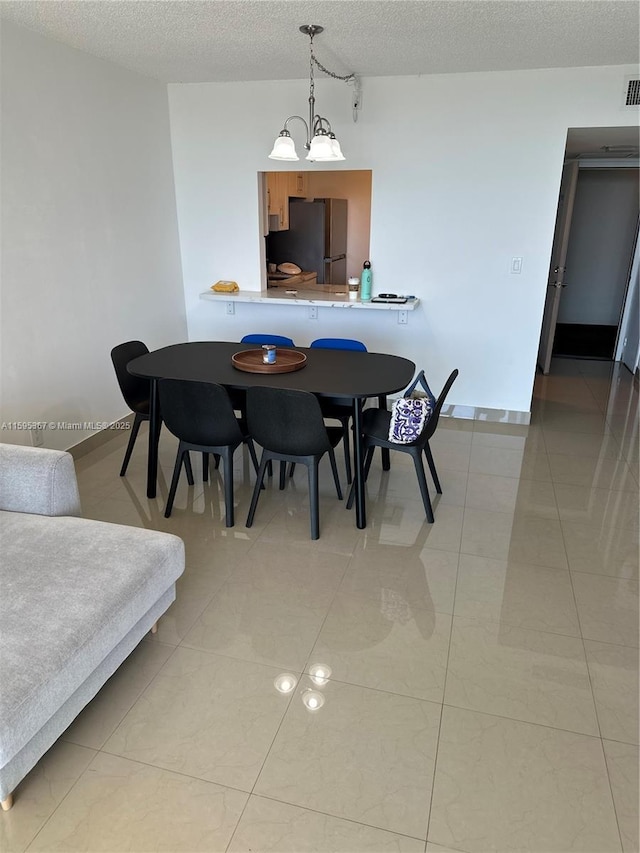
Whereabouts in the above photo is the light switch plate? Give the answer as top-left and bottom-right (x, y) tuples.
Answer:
(226, 302), (235, 315)
(308, 306), (318, 319)
(397, 310), (408, 325)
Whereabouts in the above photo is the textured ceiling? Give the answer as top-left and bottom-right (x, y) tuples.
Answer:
(1, 0), (638, 84)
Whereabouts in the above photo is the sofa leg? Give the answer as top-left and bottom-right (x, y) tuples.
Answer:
(150, 622), (158, 634)
(1, 793), (13, 811)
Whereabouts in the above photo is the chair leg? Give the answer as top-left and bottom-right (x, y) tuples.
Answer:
(183, 452), (195, 486)
(424, 443), (442, 494)
(202, 452), (209, 482)
(288, 462), (296, 478)
(279, 461), (287, 490)
(328, 448), (343, 500)
(308, 460), (320, 540)
(411, 451), (435, 523)
(346, 446), (374, 510)
(363, 445), (375, 480)
(341, 419), (353, 484)
(222, 448), (235, 527)
(246, 456), (269, 528)
(165, 448), (185, 518)
(246, 438), (260, 476)
(119, 413), (144, 476)
(378, 395), (391, 471)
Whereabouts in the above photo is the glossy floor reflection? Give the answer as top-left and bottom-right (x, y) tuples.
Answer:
(3, 359), (638, 853)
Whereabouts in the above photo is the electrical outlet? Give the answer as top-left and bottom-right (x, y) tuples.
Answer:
(226, 302), (235, 315)
(31, 426), (44, 447)
(308, 306), (318, 320)
(397, 310), (408, 325)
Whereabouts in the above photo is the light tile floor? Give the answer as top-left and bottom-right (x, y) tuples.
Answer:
(2, 358), (638, 852)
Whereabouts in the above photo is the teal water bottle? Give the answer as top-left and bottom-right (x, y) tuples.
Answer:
(361, 260), (372, 301)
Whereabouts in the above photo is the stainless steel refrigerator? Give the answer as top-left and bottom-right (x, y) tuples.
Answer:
(267, 198), (347, 284)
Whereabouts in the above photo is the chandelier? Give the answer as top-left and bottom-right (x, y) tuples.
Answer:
(268, 25), (355, 162)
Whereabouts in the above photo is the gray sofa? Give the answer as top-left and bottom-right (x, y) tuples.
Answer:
(0, 444), (185, 810)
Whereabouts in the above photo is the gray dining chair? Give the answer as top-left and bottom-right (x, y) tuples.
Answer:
(346, 369), (459, 522)
(110, 341), (153, 477)
(158, 379), (259, 527)
(245, 386), (343, 540)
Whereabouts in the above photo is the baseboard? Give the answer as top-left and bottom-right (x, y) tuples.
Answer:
(385, 396), (531, 425)
(67, 414), (134, 461)
(440, 405), (531, 425)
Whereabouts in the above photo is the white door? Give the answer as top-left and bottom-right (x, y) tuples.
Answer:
(617, 220), (640, 374)
(537, 161), (579, 374)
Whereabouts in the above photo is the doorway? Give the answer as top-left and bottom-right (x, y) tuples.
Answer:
(537, 127), (640, 374)
(554, 167), (639, 359)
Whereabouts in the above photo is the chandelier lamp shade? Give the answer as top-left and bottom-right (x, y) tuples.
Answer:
(268, 25), (355, 162)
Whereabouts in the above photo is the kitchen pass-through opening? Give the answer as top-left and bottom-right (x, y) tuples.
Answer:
(261, 170), (372, 289)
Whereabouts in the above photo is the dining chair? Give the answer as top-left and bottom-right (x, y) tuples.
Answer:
(309, 337), (367, 484)
(236, 335), (296, 479)
(240, 334), (295, 347)
(245, 387), (343, 540)
(158, 379), (259, 527)
(309, 338), (367, 352)
(346, 369), (459, 522)
(232, 334), (296, 409)
(110, 341), (156, 477)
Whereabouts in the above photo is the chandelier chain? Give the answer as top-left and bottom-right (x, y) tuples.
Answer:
(310, 50), (355, 83)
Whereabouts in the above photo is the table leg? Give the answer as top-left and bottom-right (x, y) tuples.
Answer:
(147, 379), (160, 499)
(378, 395), (391, 471)
(352, 398), (366, 529)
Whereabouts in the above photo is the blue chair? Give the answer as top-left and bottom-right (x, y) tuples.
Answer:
(310, 338), (366, 352)
(240, 334), (295, 347)
(309, 337), (368, 483)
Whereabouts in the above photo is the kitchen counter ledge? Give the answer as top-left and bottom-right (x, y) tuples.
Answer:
(200, 289), (420, 310)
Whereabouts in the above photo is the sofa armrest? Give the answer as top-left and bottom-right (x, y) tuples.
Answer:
(0, 444), (82, 516)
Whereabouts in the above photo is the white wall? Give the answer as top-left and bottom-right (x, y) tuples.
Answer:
(168, 65), (637, 415)
(1, 22), (187, 449)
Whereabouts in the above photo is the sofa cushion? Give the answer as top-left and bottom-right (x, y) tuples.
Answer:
(0, 444), (81, 517)
(0, 511), (184, 768)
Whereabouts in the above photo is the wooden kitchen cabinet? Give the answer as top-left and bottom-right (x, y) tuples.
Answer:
(288, 171), (309, 198)
(266, 172), (289, 231)
(266, 171), (311, 231)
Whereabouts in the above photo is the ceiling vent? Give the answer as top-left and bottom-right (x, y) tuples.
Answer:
(624, 77), (640, 107)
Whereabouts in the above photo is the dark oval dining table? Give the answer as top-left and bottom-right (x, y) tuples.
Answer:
(128, 341), (415, 529)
